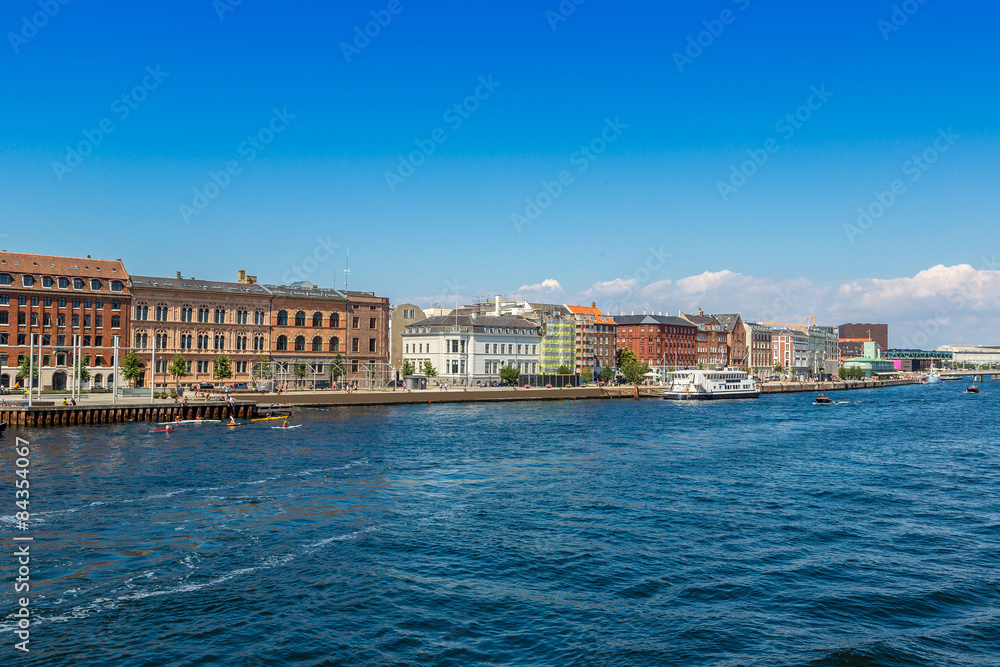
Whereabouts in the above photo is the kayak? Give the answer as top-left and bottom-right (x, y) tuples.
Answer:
(156, 420), (222, 425)
(152, 427), (187, 432)
(270, 425), (302, 429)
(252, 415), (291, 422)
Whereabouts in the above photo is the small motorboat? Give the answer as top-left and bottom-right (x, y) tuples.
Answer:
(966, 384), (980, 394)
(0, 421), (7, 436)
(815, 393), (834, 405)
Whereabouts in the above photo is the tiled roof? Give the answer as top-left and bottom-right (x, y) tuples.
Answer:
(0, 252), (129, 278)
(405, 315), (541, 332)
(610, 314), (696, 327)
(131, 275), (271, 295)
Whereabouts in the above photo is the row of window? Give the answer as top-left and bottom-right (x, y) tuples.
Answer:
(273, 311), (348, 328)
(5, 295), (121, 310)
(1, 312), (120, 328)
(150, 359), (249, 374)
(134, 305), (265, 325)
(1, 275), (123, 292)
(4, 333), (107, 348)
(404, 342), (540, 355)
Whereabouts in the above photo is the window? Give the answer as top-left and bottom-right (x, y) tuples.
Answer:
(111, 315), (120, 329)
(236, 336), (247, 350)
(90, 279), (101, 290)
(0, 312), (6, 325)
(57, 314), (65, 326)
(83, 335), (91, 347)
(0, 295), (7, 305)
(276, 310), (288, 326)
(0, 333), (7, 345)
(57, 277), (68, 288)
(312, 312), (323, 327)
(214, 308), (225, 324)
(23, 275), (34, 287)
(369, 338), (376, 352)
(215, 335), (225, 350)
(42, 276), (52, 288)
(236, 361), (247, 373)
(295, 311), (306, 327)
(254, 311), (265, 325)
(197, 361), (209, 373)
(31, 296), (39, 306)
(329, 313), (340, 327)
(180, 306), (192, 322)
(43, 297), (51, 307)
(369, 317), (376, 328)
(352, 338), (359, 352)
(155, 305), (168, 321)
(95, 315), (102, 328)
(71, 314), (79, 327)
(352, 317), (359, 328)
(135, 305), (148, 320)
(0, 274), (10, 285)
(111, 300), (121, 311)
(110, 281), (123, 292)
(30, 313), (39, 326)
(94, 335), (102, 347)
(197, 334), (208, 350)
(198, 308), (209, 323)
(312, 336), (323, 351)
(179, 334), (190, 349)
(95, 299), (102, 309)
(294, 336), (305, 351)
(254, 336), (265, 351)
(276, 335), (288, 351)
(135, 333), (147, 349)
(73, 278), (84, 290)
(236, 310), (248, 325)
(329, 337), (340, 352)
(17, 334), (24, 345)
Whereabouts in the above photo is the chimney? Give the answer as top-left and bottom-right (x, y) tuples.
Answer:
(176, 271), (182, 279)
(591, 301), (596, 308)
(238, 269), (246, 283)
(494, 295), (501, 316)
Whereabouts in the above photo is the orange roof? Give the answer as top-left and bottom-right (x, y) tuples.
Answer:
(0, 252), (130, 278)
(565, 303), (614, 325)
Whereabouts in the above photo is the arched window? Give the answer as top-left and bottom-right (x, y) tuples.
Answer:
(329, 337), (340, 352)
(294, 335), (306, 351)
(312, 336), (323, 351)
(276, 335), (288, 351)
(94, 374), (103, 388)
(312, 312), (323, 327)
(295, 311), (306, 327)
(329, 313), (340, 328)
(276, 310), (288, 326)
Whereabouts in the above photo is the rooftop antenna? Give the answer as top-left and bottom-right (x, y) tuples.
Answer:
(343, 248), (350, 291)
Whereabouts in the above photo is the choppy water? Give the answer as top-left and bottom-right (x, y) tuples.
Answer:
(3, 382), (1000, 665)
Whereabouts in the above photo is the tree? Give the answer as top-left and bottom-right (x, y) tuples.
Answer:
(213, 354), (233, 381)
(773, 363), (785, 375)
(257, 354), (273, 379)
(500, 365), (520, 386)
(849, 366), (864, 380)
(401, 359), (415, 376)
(697, 362), (705, 371)
(581, 368), (593, 382)
(167, 354), (189, 387)
(330, 354), (345, 381)
(838, 365), (847, 380)
(16, 355), (38, 383)
(598, 366), (614, 383)
(293, 362), (307, 386)
(75, 354), (91, 384)
(121, 351), (145, 387)
(621, 359), (651, 385)
(555, 364), (573, 375)
(422, 361), (437, 377)
(616, 348), (637, 368)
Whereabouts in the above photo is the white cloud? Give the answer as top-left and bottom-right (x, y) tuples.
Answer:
(518, 278), (563, 293)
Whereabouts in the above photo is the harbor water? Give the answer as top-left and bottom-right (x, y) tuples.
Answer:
(3, 382), (999, 665)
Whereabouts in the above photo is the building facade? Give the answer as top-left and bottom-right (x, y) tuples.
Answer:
(742, 322), (773, 377)
(566, 303), (615, 376)
(712, 313), (746, 368)
(264, 282), (349, 388)
(2, 252), (131, 391)
(402, 315), (542, 384)
(679, 311), (729, 368)
(839, 323), (888, 354)
(772, 329), (809, 376)
(389, 303), (426, 371)
(130, 272), (271, 387)
(612, 314), (697, 368)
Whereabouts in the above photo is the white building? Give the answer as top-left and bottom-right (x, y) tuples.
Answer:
(402, 315), (542, 385)
(937, 344), (1000, 368)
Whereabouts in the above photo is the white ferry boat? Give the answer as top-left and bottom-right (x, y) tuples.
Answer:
(662, 368), (759, 400)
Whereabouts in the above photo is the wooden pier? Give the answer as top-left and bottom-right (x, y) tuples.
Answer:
(2, 401), (258, 428)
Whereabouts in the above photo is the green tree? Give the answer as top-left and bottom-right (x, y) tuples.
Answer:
(581, 368), (593, 382)
(401, 359), (415, 376)
(615, 348), (637, 368)
(621, 359), (651, 385)
(16, 355), (38, 383)
(75, 354), (91, 384)
(500, 365), (520, 386)
(120, 351), (145, 387)
(167, 354), (189, 387)
(330, 354), (345, 381)
(598, 366), (614, 383)
(849, 366), (864, 380)
(214, 354), (233, 381)
(697, 362), (705, 370)
(422, 361), (437, 377)
(773, 363), (785, 375)
(555, 364), (573, 375)
(838, 365), (847, 380)
(293, 362), (307, 387)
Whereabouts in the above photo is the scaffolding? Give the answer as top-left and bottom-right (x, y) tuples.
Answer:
(250, 359), (397, 391)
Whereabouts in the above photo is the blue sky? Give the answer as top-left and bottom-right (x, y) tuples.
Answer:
(2, 0), (999, 345)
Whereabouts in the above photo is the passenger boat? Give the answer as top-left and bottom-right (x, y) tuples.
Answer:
(925, 372), (941, 384)
(815, 393), (834, 405)
(662, 368), (759, 400)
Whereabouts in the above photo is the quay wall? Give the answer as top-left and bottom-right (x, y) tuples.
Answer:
(3, 401), (256, 428)
(759, 379), (921, 393)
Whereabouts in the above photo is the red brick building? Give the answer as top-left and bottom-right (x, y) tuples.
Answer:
(611, 314), (697, 368)
(0, 252), (130, 390)
(679, 311), (729, 368)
